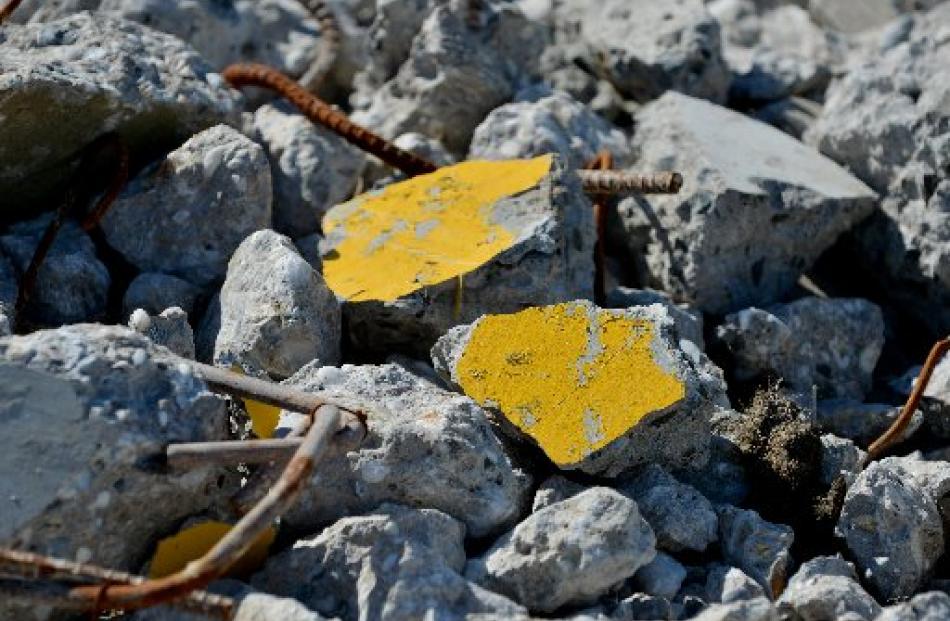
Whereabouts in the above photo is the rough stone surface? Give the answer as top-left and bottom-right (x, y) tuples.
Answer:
(466, 487), (656, 613)
(816, 399), (923, 446)
(468, 89), (631, 169)
(531, 474), (587, 512)
(253, 504), (526, 620)
(102, 125), (272, 288)
(877, 591), (950, 621)
(605, 287), (705, 351)
(253, 101), (365, 239)
(809, 0), (945, 33)
(578, 0), (730, 104)
(129, 307), (196, 360)
(717, 505), (793, 597)
(610, 594), (673, 621)
(324, 154), (594, 356)
(0, 214), (110, 328)
(675, 409), (751, 506)
(616, 91), (877, 315)
(0, 325), (230, 576)
(715, 297), (885, 400)
(351, 1), (546, 156)
(805, 5), (950, 336)
(133, 591), (333, 621)
(123, 272), (203, 319)
(0, 12), (241, 216)
(690, 598), (777, 621)
(819, 433), (866, 488)
(618, 464), (718, 553)
(278, 362), (532, 538)
(838, 459), (944, 600)
(433, 301), (730, 477)
(705, 564), (766, 604)
(632, 552), (686, 600)
(776, 556), (881, 621)
(213, 230), (341, 379)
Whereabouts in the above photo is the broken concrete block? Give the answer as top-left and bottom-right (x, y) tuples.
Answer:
(717, 505), (794, 597)
(466, 487), (656, 613)
(214, 230), (341, 379)
(616, 91), (877, 315)
(0, 12), (241, 217)
(0, 325), (230, 582)
(776, 556), (881, 621)
(101, 125), (272, 288)
(252, 504), (527, 620)
(606, 286), (705, 351)
(432, 300), (729, 477)
(129, 307), (196, 360)
(321, 154), (594, 355)
(277, 362), (532, 539)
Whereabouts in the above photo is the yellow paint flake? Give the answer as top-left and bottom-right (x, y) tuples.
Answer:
(455, 302), (687, 466)
(322, 155), (554, 302)
(231, 365), (281, 438)
(148, 521), (275, 579)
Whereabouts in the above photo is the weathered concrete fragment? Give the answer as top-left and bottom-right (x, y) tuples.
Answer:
(776, 556), (881, 621)
(322, 154), (594, 355)
(101, 125), (272, 288)
(617, 91), (876, 315)
(0, 12), (241, 216)
(717, 505), (793, 597)
(433, 300), (729, 476)
(129, 307), (196, 359)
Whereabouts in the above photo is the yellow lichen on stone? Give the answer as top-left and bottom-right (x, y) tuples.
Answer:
(148, 521), (276, 579)
(455, 302), (687, 466)
(322, 155), (553, 302)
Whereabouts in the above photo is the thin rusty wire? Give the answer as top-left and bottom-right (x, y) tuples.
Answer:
(578, 170), (683, 195)
(297, 0), (342, 93)
(865, 336), (950, 464)
(222, 63), (438, 177)
(0, 0), (24, 24)
(14, 133), (129, 330)
(584, 151), (613, 305)
(66, 405), (344, 611)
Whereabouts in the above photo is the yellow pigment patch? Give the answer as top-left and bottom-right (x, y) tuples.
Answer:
(322, 155), (553, 302)
(148, 521), (275, 579)
(455, 302), (687, 466)
(231, 365), (281, 438)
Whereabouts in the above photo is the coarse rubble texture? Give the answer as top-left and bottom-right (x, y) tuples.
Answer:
(776, 556), (881, 621)
(716, 505), (793, 598)
(0, 325), (230, 620)
(101, 124), (272, 288)
(433, 300), (730, 477)
(0, 214), (110, 327)
(276, 362), (532, 539)
(213, 230), (342, 379)
(615, 91), (877, 315)
(328, 154), (595, 356)
(806, 3), (950, 337)
(465, 487), (656, 613)
(715, 296), (885, 400)
(129, 306), (197, 360)
(0, 12), (241, 216)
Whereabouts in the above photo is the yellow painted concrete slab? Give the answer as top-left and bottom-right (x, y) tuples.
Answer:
(148, 521), (275, 579)
(455, 302), (686, 466)
(321, 155), (553, 302)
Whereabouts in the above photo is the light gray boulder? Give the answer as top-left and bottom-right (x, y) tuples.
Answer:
(776, 556), (881, 621)
(468, 89), (631, 169)
(102, 125), (272, 288)
(704, 565), (765, 604)
(129, 307), (196, 360)
(838, 459), (944, 600)
(351, 1), (546, 156)
(805, 4), (950, 337)
(0, 12), (241, 217)
(817, 400), (922, 446)
(877, 591), (950, 621)
(619, 464), (718, 553)
(715, 297), (885, 400)
(253, 101), (365, 239)
(578, 0), (730, 104)
(632, 552), (687, 600)
(717, 505), (793, 597)
(0, 324), (230, 621)
(605, 287), (704, 351)
(252, 504), (526, 620)
(277, 362), (532, 538)
(213, 230), (341, 379)
(123, 272), (203, 319)
(616, 91), (877, 315)
(690, 598), (777, 621)
(873, 455), (950, 535)
(0, 215), (110, 328)
(433, 301), (730, 477)
(466, 487), (656, 613)
(809, 0), (945, 33)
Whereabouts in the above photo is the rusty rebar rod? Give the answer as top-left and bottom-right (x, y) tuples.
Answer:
(585, 151), (613, 305)
(222, 63), (438, 177)
(0, 0), (24, 24)
(865, 337), (950, 464)
(297, 0), (341, 92)
(69, 405), (343, 611)
(578, 170), (683, 195)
